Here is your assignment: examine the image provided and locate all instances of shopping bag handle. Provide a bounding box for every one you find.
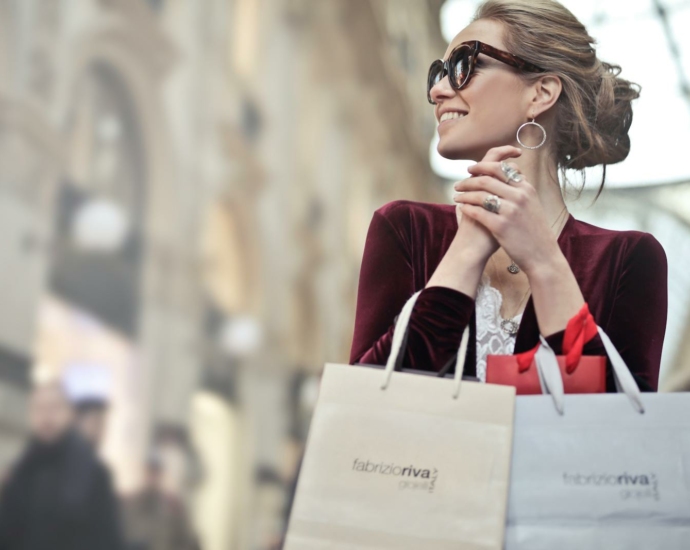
[535,327,645,415]
[381,291,470,399]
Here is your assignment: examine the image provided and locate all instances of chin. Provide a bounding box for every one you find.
[437,140,481,162]
[438,129,510,162]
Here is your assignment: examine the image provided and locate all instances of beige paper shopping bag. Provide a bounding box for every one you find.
[284,290,517,550]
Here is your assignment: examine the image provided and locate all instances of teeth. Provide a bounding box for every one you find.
[440,111,466,123]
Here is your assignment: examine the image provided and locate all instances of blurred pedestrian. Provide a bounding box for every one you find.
[63,363,112,450]
[0,381,124,550]
[74,397,110,449]
[122,453,200,550]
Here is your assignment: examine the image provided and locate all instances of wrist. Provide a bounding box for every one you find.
[452,232,492,267]
[426,234,488,295]
[524,252,570,286]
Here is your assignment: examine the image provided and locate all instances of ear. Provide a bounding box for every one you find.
[528,75,562,118]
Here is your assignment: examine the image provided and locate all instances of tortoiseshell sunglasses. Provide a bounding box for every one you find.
[427,40,546,104]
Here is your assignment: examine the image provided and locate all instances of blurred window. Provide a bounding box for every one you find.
[51,62,145,337]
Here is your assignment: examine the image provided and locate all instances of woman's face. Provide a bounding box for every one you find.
[431,19,533,161]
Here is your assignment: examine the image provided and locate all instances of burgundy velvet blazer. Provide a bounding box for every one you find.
[349,200,668,392]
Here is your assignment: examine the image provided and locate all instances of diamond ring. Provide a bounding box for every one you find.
[500,160,523,183]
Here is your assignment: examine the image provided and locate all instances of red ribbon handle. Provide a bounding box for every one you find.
[515,303,597,374]
[562,302,598,373]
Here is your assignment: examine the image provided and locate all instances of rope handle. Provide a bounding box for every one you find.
[519,302,644,414]
[381,291,470,399]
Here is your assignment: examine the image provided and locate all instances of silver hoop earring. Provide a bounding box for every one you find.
[516,118,547,150]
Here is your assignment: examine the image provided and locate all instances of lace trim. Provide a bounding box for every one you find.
[474,273,522,383]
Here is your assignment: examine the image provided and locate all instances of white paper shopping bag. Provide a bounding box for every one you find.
[284,290,517,550]
[506,327,690,550]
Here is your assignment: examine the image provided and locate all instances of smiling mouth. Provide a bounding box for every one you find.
[439,111,467,124]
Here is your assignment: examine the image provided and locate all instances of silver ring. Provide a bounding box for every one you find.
[500,160,523,183]
[483,194,501,214]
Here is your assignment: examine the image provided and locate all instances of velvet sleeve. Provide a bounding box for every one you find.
[349,206,475,371]
[544,233,668,391]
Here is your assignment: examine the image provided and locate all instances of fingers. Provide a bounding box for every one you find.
[481,145,522,163]
[453,190,485,207]
[454,175,520,199]
[458,203,499,230]
[467,161,524,186]
[454,190,516,216]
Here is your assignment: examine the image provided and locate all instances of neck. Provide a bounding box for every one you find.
[512,149,567,223]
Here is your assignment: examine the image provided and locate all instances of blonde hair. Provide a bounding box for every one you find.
[473,0,640,196]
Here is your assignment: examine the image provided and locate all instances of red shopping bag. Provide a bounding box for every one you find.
[486,354,606,394]
[486,303,606,395]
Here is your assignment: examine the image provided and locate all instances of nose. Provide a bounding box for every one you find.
[429,73,456,106]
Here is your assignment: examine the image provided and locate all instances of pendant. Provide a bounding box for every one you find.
[507,262,520,274]
[500,319,519,336]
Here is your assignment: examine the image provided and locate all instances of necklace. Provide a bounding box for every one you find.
[498,289,530,336]
[506,206,569,274]
[491,254,531,336]
[493,206,570,336]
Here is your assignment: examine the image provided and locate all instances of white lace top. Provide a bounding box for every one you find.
[474,273,524,383]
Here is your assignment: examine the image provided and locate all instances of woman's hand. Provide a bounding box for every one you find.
[426,146,525,295]
[453,145,561,276]
[454,146,524,264]
[452,145,587,339]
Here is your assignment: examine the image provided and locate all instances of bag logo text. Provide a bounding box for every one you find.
[352,458,439,493]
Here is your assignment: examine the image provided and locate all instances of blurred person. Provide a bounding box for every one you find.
[350,0,667,390]
[74,398,110,449]
[0,381,124,550]
[122,453,199,550]
[63,363,112,449]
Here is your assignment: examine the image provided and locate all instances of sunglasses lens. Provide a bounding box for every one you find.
[449,47,471,89]
[427,46,473,103]
[427,60,444,103]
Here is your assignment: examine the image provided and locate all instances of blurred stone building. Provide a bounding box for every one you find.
[0,0,203,488]
[0,0,447,548]
[2,1,690,549]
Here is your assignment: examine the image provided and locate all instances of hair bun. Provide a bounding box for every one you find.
[573,61,640,169]
[474,0,642,194]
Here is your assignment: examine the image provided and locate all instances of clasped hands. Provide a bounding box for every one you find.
[453,145,564,276]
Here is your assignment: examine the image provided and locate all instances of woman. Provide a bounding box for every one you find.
[349,0,667,391]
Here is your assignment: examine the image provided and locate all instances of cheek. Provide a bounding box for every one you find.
[436,77,525,159]
[468,82,522,127]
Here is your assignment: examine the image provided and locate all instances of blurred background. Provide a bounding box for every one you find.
[0,0,688,549]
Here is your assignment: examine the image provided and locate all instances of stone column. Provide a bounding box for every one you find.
[0,101,63,468]
[0,0,64,470]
